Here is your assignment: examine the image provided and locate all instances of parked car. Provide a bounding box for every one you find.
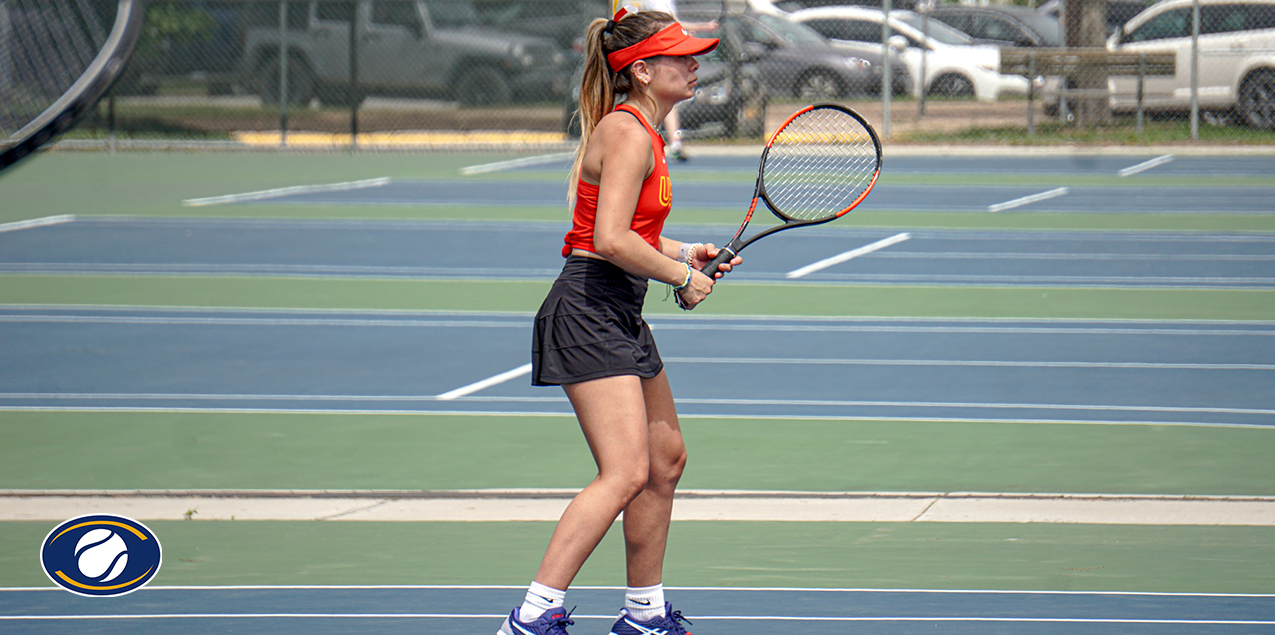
[679,16,770,137]
[241,0,570,107]
[1105,0,1275,128]
[923,5,1063,47]
[472,0,607,50]
[712,9,899,99]
[563,14,768,138]
[678,0,789,15]
[773,0,922,13]
[792,6,1031,99]
[1036,0,1152,36]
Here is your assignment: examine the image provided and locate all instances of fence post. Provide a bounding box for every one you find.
[278,1,289,147]
[1189,0,1200,141]
[1026,51,1035,136]
[1136,54,1145,133]
[880,0,891,138]
[917,10,928,117]
[348,0,359,151]
[108,89,117,153]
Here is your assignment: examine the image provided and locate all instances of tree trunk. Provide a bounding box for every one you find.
[1064,0,1112,126]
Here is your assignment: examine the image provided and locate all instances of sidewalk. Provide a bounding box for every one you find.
[4,490,1272,525]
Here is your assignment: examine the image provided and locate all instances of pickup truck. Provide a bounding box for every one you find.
[242,0,570,106]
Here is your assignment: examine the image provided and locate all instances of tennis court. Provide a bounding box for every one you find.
[1,148,1272,633]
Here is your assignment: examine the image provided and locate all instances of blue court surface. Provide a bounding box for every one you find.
[3,218,1273,288]
[214,177,1275,214]
[2,307,1273,427]
[2,586,1274,634]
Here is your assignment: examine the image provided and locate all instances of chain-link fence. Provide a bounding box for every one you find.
[49,0,1275,149]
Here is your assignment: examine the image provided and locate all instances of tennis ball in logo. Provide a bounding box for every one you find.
[42,515,161,597]
[75,528,128,582]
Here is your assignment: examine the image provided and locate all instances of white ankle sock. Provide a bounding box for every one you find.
[624,584,665,622]
[519,581,565,622]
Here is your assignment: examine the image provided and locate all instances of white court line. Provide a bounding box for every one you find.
[4,311,1271,336]
[0,613,1269,626]
[988,187,1068,212]
[182,177,391,207]
[435,363,532,400]
[662,357,1275,370]
[786,233,911,279]
[2,407,1267,429]
[1119,154,1175,177]
[459,152,574,175]
[7,392,1275,414]
[0,614,1269,624]
[8,392,1275,416]
[5,584,1267,596]
[0,215,75,233]
[8,585,1271,599]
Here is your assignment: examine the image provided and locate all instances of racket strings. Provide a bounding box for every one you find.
[2,0,112,142]
[762,108,879,222]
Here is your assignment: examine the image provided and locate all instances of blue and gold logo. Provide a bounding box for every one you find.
[40,514,161,597]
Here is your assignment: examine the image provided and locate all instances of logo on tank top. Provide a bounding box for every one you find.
[658,175,672,207]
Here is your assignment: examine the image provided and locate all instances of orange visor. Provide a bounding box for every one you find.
[607,22,719,73]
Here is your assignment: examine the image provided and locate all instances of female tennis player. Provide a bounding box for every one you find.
[498,7,740,635]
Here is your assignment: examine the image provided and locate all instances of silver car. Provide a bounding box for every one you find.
[694,10,880,100]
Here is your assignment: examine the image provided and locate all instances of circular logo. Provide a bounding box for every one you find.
[40,515,161,597]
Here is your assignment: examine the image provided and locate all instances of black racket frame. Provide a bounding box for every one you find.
[698,103,882,276]
[1,0,145,173]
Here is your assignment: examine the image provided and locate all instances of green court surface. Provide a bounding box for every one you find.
[2,150,1273,597]
[2,412,1273,496]
[3,152,1274,232]
[1,520,1271,593]
[2,275,1272,321]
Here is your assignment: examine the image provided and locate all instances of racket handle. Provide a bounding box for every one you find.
[699,245,738,278]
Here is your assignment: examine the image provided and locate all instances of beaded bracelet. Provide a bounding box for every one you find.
[677,242,704,264]
[673,260,692,291]
[672,261,693,311]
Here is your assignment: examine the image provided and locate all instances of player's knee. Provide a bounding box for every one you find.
[650,441,686,490]
[663,445,687,486]
[604,462,650,505]
[619,472,649,506]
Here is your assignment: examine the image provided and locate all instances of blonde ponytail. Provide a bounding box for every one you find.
[567,11,675,206]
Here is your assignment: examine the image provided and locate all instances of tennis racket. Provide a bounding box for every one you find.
[699,103,882,276]
[1,0,144,174]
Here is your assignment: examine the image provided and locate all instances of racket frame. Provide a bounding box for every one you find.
[1,0,145,172]
[701,103,882,274]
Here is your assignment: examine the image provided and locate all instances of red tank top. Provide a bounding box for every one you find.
[562,103,672,258]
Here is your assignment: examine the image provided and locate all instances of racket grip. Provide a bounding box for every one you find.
[699,246,737,278]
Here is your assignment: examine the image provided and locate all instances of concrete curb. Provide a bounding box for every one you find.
[3,490,1272,525]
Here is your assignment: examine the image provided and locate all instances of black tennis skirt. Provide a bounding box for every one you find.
[531,255,662,386]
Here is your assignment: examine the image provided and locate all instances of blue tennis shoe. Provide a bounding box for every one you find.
[609,603,693,635]
[497,607,574,635]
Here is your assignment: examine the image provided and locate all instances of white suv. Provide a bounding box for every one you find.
[1108,0,1275,128]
